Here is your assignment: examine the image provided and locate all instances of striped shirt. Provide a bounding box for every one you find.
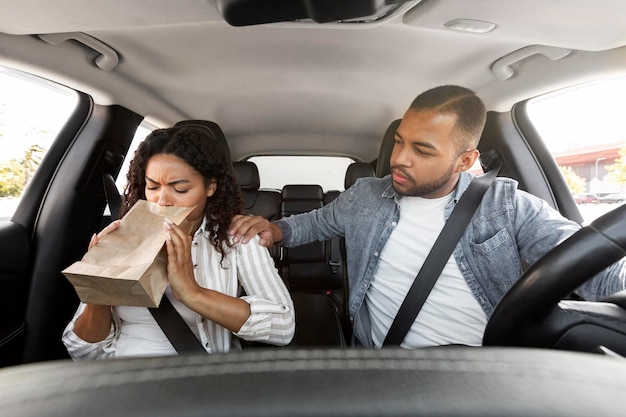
[62,226,295,359]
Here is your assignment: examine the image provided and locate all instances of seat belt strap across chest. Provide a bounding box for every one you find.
[149,297,207,354]
[383,166,501,346]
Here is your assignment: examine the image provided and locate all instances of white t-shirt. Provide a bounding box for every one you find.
[366,193,487,348]
[115,286,200,357]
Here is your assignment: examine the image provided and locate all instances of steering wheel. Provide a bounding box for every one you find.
[483,203,626,352]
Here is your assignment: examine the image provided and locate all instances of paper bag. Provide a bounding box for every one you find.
[63,200,196,307]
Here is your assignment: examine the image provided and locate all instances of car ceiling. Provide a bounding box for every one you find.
[0,0,625,162]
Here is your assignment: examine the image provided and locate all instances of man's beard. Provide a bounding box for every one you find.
[391,162,456,197]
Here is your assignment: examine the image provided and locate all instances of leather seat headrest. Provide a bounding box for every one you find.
[376,119,401,177]
[282,185,324,200]
[345,162,375,189]
[233,161,260,191]
[173,120,232,164]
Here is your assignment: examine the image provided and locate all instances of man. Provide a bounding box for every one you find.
[230,85,626,349]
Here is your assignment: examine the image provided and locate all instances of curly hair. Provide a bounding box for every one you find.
[120,126,242,263]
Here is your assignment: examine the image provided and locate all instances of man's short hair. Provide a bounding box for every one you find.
[409,85,486,152]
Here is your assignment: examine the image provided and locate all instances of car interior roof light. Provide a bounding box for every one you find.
[444,19,497,34]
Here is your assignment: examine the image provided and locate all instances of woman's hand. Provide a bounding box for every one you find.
[71,221,121,342]
[88,220,121,250]
[164,218,252,333]
[163,218,202,302]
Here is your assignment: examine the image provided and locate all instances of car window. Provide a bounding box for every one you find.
[115,122,157,193]
[526,77,626,223]
[0,67,78,221]
[248,155,356,192]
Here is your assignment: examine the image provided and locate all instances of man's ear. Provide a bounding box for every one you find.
[457,149,480,172]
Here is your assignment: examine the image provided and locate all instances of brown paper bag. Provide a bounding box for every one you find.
[63,200,196,307]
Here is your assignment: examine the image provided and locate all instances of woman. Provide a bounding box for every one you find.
[62,126,295,358]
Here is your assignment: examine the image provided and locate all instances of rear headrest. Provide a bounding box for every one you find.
[281,185,324,217]
[233,161,260,191]
[375,119,401,177]
[282,185,324,201]
[173,120,232,164]
[345,162,375,189]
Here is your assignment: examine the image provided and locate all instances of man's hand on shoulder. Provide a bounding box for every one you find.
[229,214,281,248]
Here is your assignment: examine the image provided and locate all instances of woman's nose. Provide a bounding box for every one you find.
[157,191,172,206]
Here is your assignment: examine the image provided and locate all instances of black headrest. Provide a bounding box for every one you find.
[282,185,324,200]
[376,119,401,177]
[233,161,260,191]
[173,120,232,164]
[345,162,375,189]
[281,185,324,217]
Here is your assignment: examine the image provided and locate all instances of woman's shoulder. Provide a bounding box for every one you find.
[229,234,264,252]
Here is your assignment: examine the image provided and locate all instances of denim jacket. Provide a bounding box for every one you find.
[275,172,626,347]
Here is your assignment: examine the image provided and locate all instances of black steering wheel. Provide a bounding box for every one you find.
[483,203,626,352]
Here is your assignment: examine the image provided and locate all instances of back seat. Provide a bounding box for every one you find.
[280,185,338,291]
[278,184,347,347]
[231,159,377,348]
[323,162,376,341]
[233,166,347,347]
[233,161,374,347]
[233,161,282,263]
[280,163,376,344]
[233,161,281,221]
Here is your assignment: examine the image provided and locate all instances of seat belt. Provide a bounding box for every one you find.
[149,297,206,354]
[101,169,206,354]
[102,169,122,221]
[383,166,501,346]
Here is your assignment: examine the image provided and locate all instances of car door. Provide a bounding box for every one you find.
[0,69,142,366]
